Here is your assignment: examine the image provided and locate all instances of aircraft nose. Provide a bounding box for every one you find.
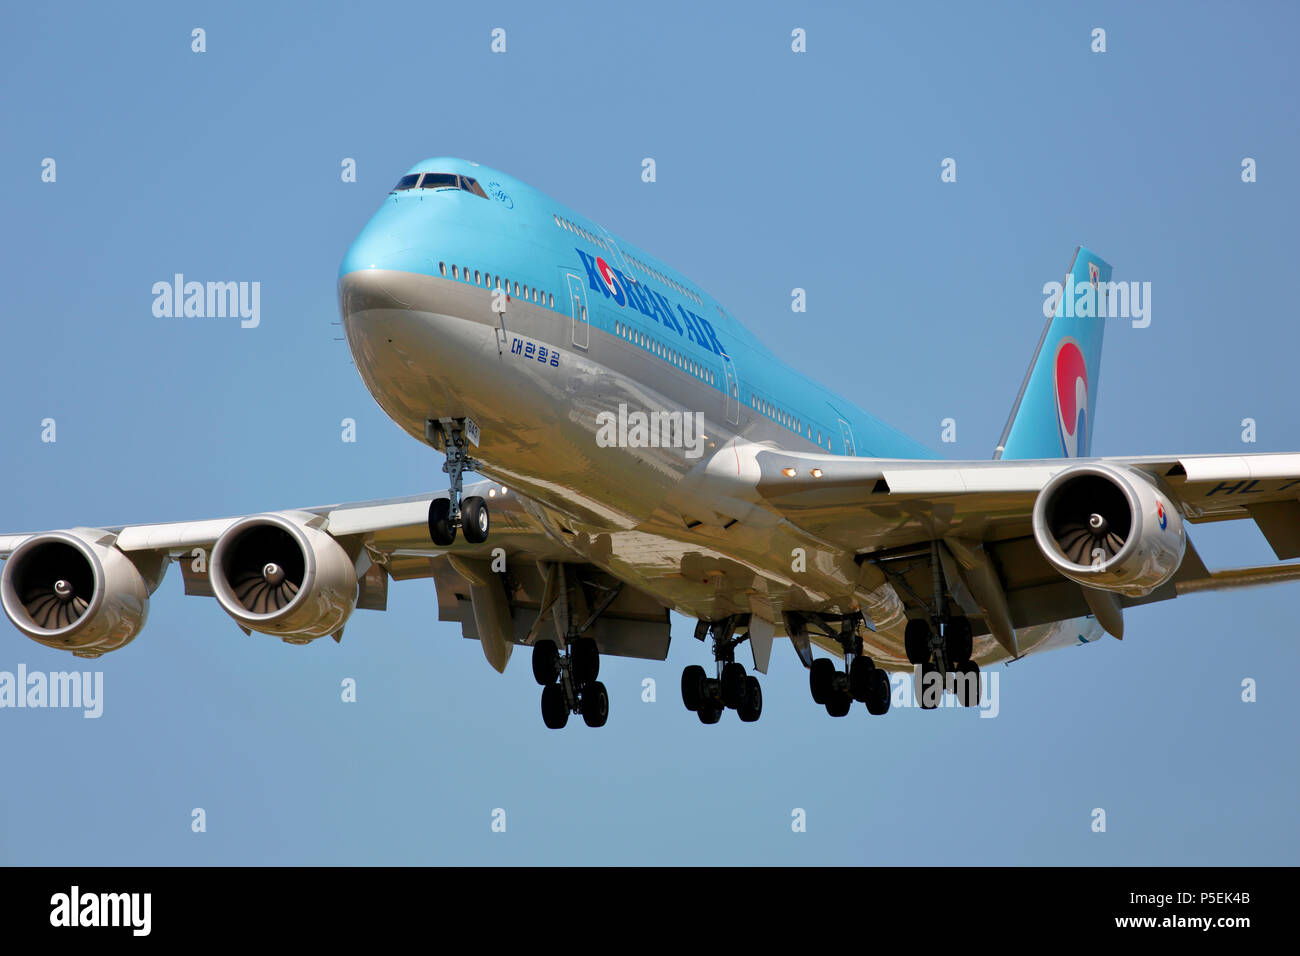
[338,267,411,316]
[338,224,419,314]
[339,227,406,275]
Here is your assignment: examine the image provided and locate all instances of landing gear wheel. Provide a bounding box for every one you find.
[865,666,891,715]
[904,619,932,665]
[681,664,706,712]
[531,639,559,686]
[571,637,600,684]
[541,683,568,729]
[955,660,981,707]
[580,681,609,727]
[697,700,722,724]
[849,655,876,702]
[428,417,481,547]
[919,661,942,710]
[721,662,747,709]
[825,685,852,718]
[428,498,456,546]
[809,658,835,704]
[738,676,763,722]
[461,496,490,545]
[945,616,973,663]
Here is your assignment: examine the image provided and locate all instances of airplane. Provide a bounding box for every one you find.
[5,156,1300,730]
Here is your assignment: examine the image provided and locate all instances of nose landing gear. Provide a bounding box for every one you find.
[426,417,490,546]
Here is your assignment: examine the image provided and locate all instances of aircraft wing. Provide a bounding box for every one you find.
[750,450,1300,549]
[0,480,672,670]
[732,445,1300,653]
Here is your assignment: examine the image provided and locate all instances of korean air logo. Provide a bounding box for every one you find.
[595,256,623,302]
[1053,337,1089,458]
[486,181,513,209]
[1157,502,1167,531]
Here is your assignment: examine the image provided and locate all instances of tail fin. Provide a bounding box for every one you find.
[994,246,1111,460]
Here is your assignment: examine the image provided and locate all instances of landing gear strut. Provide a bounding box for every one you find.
[901,541,980,708]
[533,635,608,729]
[426,417,490,546]
[530,563,616,729]
[804,613,891,718]
[905,615,980,708]
[680,617,763,724]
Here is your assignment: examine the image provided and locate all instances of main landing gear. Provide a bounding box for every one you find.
[805,613,892,718]
[532,635,608,729]
[901,541,980,709]
[530,563,617,729]
[904,615,980,709]
[680,617,763,724]
[426,417,490,546]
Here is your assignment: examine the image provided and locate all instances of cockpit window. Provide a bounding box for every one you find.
[419,172,460,190]
[391,171,491,198]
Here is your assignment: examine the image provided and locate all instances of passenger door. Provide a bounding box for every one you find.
[838,418,856,456]
[722,354,740,426]
[566,273,589,349]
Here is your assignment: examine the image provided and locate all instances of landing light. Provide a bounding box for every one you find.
[811,468,823,478]
[489,489,496,498]
[782,467,797,478]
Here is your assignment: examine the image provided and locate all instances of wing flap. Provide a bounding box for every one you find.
[1246,501,1300,560]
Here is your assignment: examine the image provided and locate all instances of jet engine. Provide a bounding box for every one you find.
[0,530,151,656]
[209,513,358,642]
[1032,463,1185,597]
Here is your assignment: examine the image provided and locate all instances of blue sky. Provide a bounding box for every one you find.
[1,0,1297,864]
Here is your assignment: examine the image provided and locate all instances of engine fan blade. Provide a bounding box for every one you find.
[1055,512,1126,565]
[232,562,300,613]
[22,578,90,629]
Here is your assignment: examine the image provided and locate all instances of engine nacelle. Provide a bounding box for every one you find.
[0,530,151,656]
[1032,464,1185,597]
[209,513,357,642]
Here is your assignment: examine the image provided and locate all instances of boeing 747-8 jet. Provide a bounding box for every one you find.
[5,158,1300,729]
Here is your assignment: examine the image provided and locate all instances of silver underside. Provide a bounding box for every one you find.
[339,268,1098,667]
